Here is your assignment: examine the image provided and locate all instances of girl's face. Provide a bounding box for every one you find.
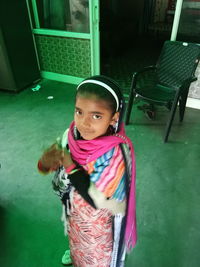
[74,96,119,140]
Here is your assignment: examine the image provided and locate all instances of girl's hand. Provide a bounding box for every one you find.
[40,144,64,171]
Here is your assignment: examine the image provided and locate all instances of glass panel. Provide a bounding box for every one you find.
[177,0,200,42]
[35,0,89,33]
[147,0,176,40]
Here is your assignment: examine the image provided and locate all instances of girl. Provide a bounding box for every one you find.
[38,75,137,267]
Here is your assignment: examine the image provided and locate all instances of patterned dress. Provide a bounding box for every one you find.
[68,192,113,267]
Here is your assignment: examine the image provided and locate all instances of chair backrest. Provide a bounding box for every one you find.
[157,41,200,89]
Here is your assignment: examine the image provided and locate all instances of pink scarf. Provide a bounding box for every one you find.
[68,121,137,251]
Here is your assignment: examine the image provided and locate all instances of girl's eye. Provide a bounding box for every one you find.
[75,110,82,116]
[92,114,102,120]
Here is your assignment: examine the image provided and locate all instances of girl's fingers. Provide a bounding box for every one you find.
[49,143,57,150]
[52,160,61,168]
[48,147,63,156]
[61,150,65,158]
[55,150,64,160]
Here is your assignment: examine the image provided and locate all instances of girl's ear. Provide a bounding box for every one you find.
[110,112,120,126]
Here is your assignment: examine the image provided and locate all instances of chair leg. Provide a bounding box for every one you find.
[179,90,188,122]
[164,95,180,142]
[125,90,136,125]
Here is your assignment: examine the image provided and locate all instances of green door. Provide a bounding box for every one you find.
[28,0,100,84]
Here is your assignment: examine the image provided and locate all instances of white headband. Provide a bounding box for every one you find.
[77,79,119,111]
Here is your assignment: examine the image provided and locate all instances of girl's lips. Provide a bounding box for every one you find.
[79,128,93,134]
[81,131,93,135]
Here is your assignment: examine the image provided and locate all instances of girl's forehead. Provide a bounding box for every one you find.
[75,96,112,112]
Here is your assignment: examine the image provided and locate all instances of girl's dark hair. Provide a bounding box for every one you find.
[76,75,125,117]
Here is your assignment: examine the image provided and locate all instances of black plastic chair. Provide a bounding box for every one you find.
[125,40,200,142]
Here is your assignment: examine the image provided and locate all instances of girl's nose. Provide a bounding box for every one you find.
[82,116,90,126]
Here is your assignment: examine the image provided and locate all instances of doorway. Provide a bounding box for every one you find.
[100,0,175,95]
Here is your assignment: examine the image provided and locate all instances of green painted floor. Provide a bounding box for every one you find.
[0,79,200,267]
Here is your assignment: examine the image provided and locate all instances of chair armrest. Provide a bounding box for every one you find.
[131,65,157,88]
[179,76,197,93]
[191,76,197,83]
[183,76,197,85]
[133,65,157,77]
